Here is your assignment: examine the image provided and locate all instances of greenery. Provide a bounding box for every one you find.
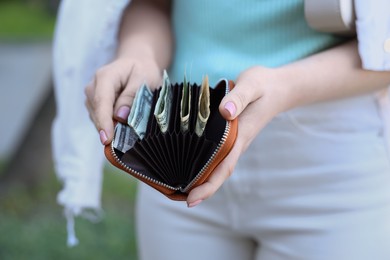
[0,160,6,176]
[0,166,139,260]
[0,1,139,258]
[0,1,56,39]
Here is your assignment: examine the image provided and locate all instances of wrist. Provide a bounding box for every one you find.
[116,36,156,60]
[272,66,306,113]
[255,66,297,115]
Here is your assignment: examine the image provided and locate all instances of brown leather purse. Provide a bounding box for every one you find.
[104,79,238,200]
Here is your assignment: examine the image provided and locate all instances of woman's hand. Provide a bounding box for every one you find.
[85,0,172,145]
[186,40,390,207]
[187,66,288,207]
[85,57,162,145]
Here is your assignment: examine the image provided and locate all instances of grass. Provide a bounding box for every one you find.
[0,1,56,40]
[0,165,139,260]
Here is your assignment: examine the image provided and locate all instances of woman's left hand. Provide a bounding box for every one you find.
[186,66,289,207]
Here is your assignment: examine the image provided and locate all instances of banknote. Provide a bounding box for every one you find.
[154,70,172,133]
[195,75,210,136]
[113,123,138,153]
[127,83,153,139]
[180,74,191,132]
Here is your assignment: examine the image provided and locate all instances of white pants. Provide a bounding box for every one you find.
[136,94,390,260]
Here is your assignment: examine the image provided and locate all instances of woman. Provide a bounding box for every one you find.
[84,0,390,259]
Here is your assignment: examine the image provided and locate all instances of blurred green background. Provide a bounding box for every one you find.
[0,0,57,39]
[0,0,138,259]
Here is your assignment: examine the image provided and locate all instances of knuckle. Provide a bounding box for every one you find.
[234,91,247,110]
[95,67,108,78]
[85,103,97,126]
[226,164,235,177]
[93,94,104,108]
[121,90,136,101]
[116,92,136,108]
[84,84,93,98]
[219,162,234,178]
[203,183,216,199]
[94,67,115,85]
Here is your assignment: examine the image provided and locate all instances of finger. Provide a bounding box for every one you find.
[114,68,162,122]
[92,72,121,144]
[113,65,137,122]
[219,79,262,120]
[84,97,96,125]
[85,81,100,128]
[186,140,243,207]
[85,84,112,145]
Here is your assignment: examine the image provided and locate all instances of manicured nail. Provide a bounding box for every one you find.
[99,130,108,144]
[224,102,236,117]
[116,106,130,120]
[188,199,203,208]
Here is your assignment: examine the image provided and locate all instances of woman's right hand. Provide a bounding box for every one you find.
[85,56,162,145]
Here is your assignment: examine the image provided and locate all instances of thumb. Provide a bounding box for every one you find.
[219,82,260,120]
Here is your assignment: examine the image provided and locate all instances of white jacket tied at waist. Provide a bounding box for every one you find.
[52,0,130,246]
[52,0,390,247]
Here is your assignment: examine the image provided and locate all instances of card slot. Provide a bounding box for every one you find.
[149,133,177,183]
[183,133,204,176]
[173,132,187,184]
[142,137,172,181]
[168,132,181,181]
[160,132,182,185]
[189,84,200,133]
[173,84,183,134]
[176,132,184,176]
[142,137,169,172]
[205,85,227,142]
[147,88,161,137]
[146,133,194,188]
[187,135,206,177]
[166,83,179,134]
[165,132,191,187]
[132,142,169,181]
[181,132,193,176]
[121,144,165,183]
[180,131,192,180]
[188,139,218,180]
[153,88,163,136]
[187,135,205,179]
[154,133,177,181]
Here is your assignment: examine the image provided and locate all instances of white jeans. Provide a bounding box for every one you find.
[136,94,390,260]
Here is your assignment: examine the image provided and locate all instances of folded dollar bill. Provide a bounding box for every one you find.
[154,70,172,133]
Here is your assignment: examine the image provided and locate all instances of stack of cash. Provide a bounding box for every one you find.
[113,70,210,153]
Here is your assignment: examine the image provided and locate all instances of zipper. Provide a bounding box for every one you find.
[182,79,232,192]
[110,79,232,194]
[110,142,180,191]
[181,120,230,193]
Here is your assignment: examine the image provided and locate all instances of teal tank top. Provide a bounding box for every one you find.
[169,0,347,85]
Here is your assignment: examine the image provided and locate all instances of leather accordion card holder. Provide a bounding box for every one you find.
[104,78,238,201]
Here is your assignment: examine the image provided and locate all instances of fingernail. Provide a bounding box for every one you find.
[99,130,108,145]
[188,199,203,208]
[116,106,130,120]
[224,102,236,117]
